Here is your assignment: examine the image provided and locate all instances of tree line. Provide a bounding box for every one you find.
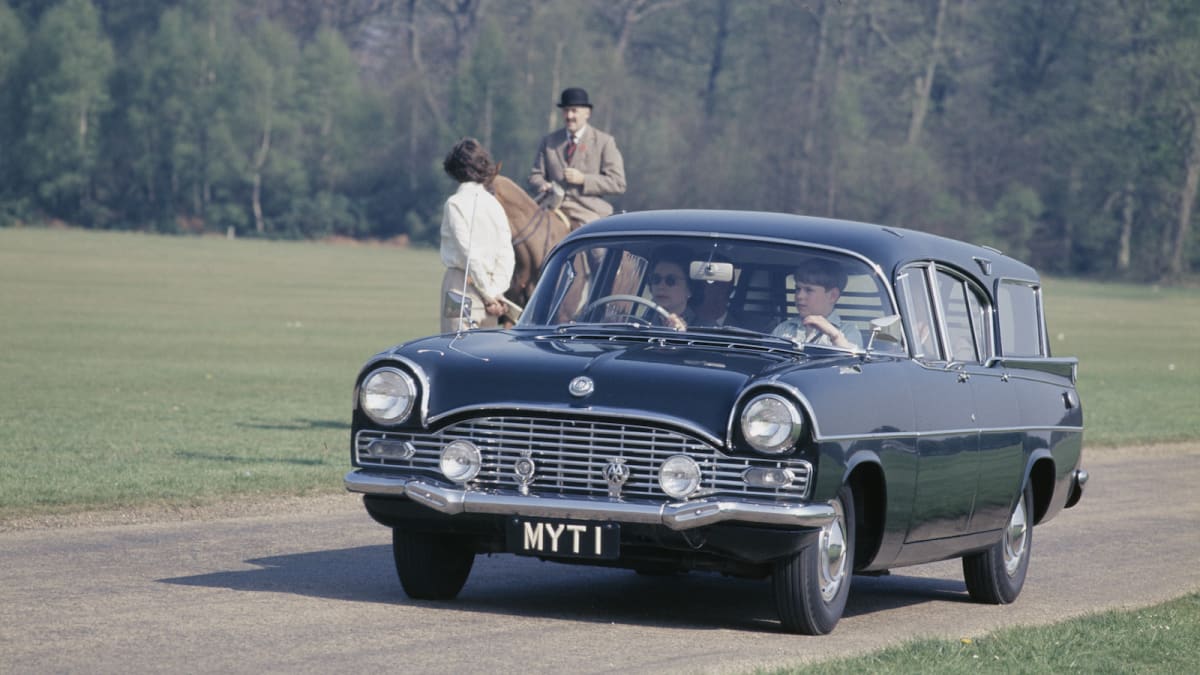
[1,0,1197,281]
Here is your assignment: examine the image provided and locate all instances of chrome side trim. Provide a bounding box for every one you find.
[345,471,836,531]
[818,424,1085,444]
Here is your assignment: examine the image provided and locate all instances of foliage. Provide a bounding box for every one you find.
[0,0,1198,279]
[5,0,113,223]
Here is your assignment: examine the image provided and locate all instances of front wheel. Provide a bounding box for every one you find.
[773,485,855,635]
[392,529,475,600]
[962,482,1033,604]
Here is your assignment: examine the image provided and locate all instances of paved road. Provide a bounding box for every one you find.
[2,445,1198,674]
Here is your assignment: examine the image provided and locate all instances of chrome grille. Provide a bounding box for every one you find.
[355,416,811,502]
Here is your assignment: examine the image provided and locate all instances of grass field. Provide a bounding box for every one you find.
[772,592,1200,674]
[1,227,442,519]
[1,226,1197,520]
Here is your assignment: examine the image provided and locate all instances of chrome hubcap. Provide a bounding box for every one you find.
[818,499,848,601]
[1002,493,1029,577]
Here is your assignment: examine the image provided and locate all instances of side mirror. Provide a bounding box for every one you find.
[866,314,902,352]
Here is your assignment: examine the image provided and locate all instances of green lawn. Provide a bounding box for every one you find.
[0,227,1196,520]
[1044,277,1200,446]
[1,227,443,519]
[769,592,1200,674]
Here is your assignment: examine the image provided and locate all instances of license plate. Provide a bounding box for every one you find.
[506,517,619,560]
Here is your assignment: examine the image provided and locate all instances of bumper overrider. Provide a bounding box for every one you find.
[344,470,837,531]
[1065,468,1089,509]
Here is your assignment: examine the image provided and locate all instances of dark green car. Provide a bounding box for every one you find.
[346,210,1087,634]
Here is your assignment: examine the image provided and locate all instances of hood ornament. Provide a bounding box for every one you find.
[604,458,630,498]
[568,375,594,398]
[513,453,536,495]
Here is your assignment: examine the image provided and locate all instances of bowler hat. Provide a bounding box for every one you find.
[556,87,592,108]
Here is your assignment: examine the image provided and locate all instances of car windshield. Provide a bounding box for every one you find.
[518,235,902,352]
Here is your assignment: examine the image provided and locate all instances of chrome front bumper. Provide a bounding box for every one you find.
[345,470,836,532]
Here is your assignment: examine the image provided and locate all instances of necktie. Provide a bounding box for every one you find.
[565,136,577,163]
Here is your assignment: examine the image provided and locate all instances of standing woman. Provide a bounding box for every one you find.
[439,138,514,332]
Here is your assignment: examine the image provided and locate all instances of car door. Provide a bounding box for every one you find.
[934,269,1024,534]
[898,265,981,543]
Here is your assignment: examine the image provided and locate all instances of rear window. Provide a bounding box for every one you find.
[997,281,1044,357]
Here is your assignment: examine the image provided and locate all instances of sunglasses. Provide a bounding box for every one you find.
[649,274,682,287]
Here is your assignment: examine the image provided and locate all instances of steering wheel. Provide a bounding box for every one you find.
[580,294,674,327]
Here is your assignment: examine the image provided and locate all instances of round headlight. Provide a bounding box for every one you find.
[440,440,481,483]
[359,367,417,425]
[740,393,802,455]
[658,455,702,500]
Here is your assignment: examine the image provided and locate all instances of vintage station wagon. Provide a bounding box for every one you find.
[345,210,1087,634]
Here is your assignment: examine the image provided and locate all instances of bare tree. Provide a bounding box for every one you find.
[1166,102,1200,279]
[905,0,947,148]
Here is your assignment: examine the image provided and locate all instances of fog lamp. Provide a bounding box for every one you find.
[440,440,481,483]
[658,455,702,500]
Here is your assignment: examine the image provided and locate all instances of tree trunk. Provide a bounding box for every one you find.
[481,82,493,150]
[797,0,830,211]
[408,97,419,191]
[1062,163,1081,273]
[906,0,948,148]
[1166,103,1200,280]
[408,0,449,137]
[252,114,273,236]
[1117,180,1134,273]
[79,101,90,209]
[825,0,857,217]
[547,40,564,133]
[703,0,731,125]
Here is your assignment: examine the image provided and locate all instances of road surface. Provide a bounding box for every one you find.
[2,444,1198,674]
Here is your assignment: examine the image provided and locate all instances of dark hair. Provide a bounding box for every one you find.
[443,137,497,185]
[648,245,699,296]
[795,258,848,291]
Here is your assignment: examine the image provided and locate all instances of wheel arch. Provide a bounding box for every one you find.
[845,458,886,570]
[1027,454,1056,525]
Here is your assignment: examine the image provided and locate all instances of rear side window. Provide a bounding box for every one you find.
[997,281,1044,357]
[935,270,992,363]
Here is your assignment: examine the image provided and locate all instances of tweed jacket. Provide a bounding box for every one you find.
[529,125,626,225]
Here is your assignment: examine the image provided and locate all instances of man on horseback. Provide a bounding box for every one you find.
[529,87,626,230]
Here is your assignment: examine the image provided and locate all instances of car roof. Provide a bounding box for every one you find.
[570,210,1040,287]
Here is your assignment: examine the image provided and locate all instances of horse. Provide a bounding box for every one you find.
[491,174,572,312]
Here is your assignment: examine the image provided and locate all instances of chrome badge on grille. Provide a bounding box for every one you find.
[513,453,536,495]
[568,376,594,397]
[604,458,630,498]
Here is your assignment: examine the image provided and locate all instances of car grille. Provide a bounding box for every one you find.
[355,416,811,502]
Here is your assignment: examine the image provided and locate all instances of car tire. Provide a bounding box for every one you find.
[392,528,475,600]
[772,484,855,635]
[962,481,1033,604]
